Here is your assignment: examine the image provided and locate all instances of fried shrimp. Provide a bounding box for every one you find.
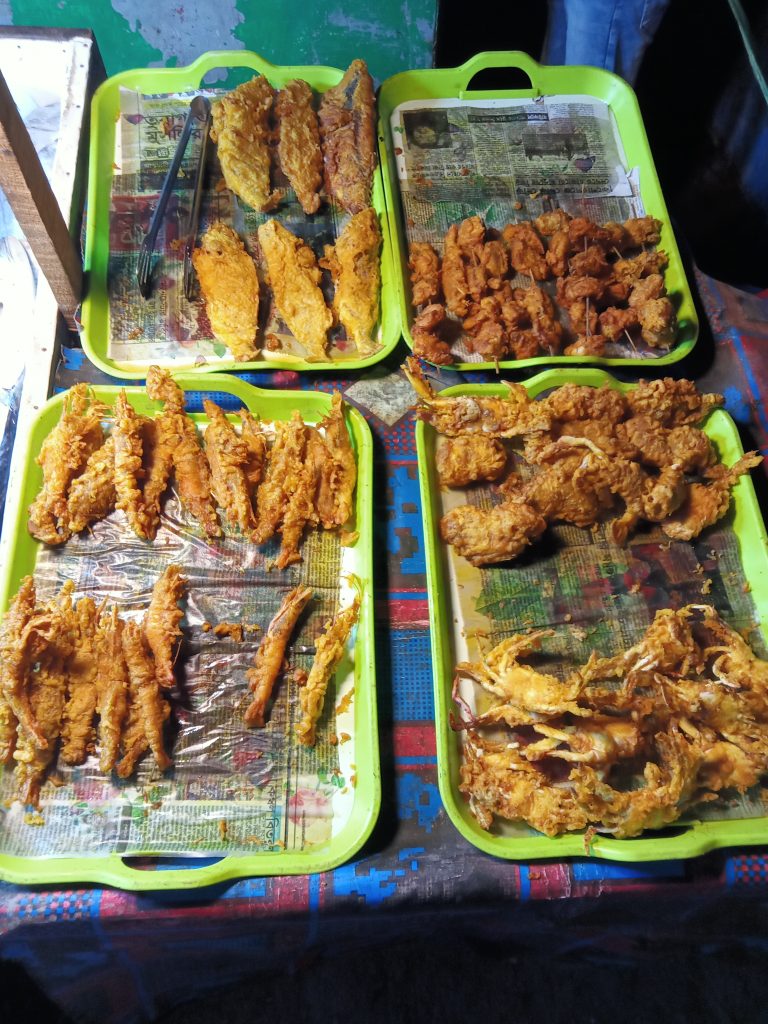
[244,585,313,728]
[66,436,117,536]
[121,620,172,773]
[95,606,129,773]
[203,399,258,536]
[143,565,187,688]
[113,392,151,539]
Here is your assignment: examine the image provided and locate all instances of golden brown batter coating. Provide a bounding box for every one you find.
[143,564,187,688]
[203,400,258,536]
[318,59,376,214]
[193,222,259,362]
[408,241,441,307]
[436,436,507,488]
[66,436,117,536]
[275,79,322,215]
[322,207,381,356]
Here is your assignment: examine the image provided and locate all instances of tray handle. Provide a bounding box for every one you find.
[183,48,281,86]
[457,50,543,98]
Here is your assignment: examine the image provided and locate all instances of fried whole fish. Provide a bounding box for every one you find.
[275,79,323,215]
[258,219,333,361]
[211,75,282,211]
[321,207,381,356]
[318,59,376,214]
[192,221,259,362]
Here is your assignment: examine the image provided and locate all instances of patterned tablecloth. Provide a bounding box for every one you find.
[1,270,768,1023]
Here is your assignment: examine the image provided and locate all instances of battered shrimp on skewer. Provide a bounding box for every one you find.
[244,585,313,727]
[145,366,221,538]
[113,392,151,539]
[28,384,107,545]
[203,400,258,536]
[121,620,172,773]
[295,587,361,747]
[66,436,116,535]
[143,565,187,688]
[95,606,129,773]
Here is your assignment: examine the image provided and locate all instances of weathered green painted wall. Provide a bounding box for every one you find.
[2,0,436,81]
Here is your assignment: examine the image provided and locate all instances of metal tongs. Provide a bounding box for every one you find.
[137,94,212,300]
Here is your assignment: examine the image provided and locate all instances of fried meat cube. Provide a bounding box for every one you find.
[613,250,669,283]
[598,306,640,341]
[623,216,662,248]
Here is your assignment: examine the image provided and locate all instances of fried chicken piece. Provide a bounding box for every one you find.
[481,239,509,289]
[627,378,724,427]
[568,244,610,278]
[314,393,357,530]
[113,392,151,539]
[211,75,282,212]
[95,606,129,773]
[412,303,454,365]
[240,409,268,493]
[253,411,307,545]
[442,224,471,317]
[463,297,508,360]
[244,585,313,728]
[202,399,258,536]
[436,436,507,488]
[502,221,549,280]
[296,591,361,746]
[60,597,101,765]
[628,273,666,308]
[318,59,376,214]
[321,207,381,356]
[567,217,610,252]
[535,209,571,236]
[145,367,222,538]
[618,416,715,472]
[661,452,763,540]
[404,356,552,436]
[28,384,107,545]
[121,620,172,773]
[637,296,677,347]
[192,222,259,362]
[623,215,662,248]
[66,435,116,536]
[258,219,333,361]
[541,382,628,423]
[275,79,322,215]
[408,242,441,307]
[143,565,187,688]
[460,734,590,835]
[613,250,669,283]
[557,274,607,305]
[440,499,547,566]
[508,329,544,359]
[566,298,599,336]
[545,229,570,277]
[564,333,607,356]
[598,305,640,341]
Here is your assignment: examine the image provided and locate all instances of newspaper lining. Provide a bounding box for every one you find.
[0,418,361,860]
[391,95,671,361]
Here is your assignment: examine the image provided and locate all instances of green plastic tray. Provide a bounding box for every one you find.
[0,374,379,889]
[378,52,699,371]
[416,368,768,861]
[82,50,399,379]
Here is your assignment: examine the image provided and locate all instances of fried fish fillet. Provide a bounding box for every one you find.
[203,400,258,536]
[275,79,323,215]
[258,219,332,361]
[318,59,376,214]
[211,75,282,211]
[192,221,259,362]
[321,207,381,356]
[28,384,107,546]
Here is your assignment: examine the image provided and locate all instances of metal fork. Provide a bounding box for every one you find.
[137,95,210,299]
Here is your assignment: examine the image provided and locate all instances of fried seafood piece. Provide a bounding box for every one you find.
[116,687,171,780]
[566,217,611,252]
[59,597,101,765]
[404,356,552,437]
[457,216,488,301]
[95,606,129,773]
[140,418,172,541]
[202,400,258,536]
[314,393,357,530]
[557,273,607,306]
[481,239,509,289]
[318,59,376,214]
[661,451,763,541]
[121,620,172,773]
[240,409,268,493]
[460,734,590,835]
[244,585,313,727]
[113,392,152,539]
[441,224,471,318]
[412,303,454,365]
[258,219,333,361]
[534,209,571,236]
[192,222,259,362]
[211,75,282,212]
[637,296,677,347]
[568,245,611,278]
[613,250,669,283]
[502,221,549,280]
[598,306,639,342]
[145,367,222,537]
[623,215,662,248]
[143,565,187,688]
[275,79,322,215]
[540,382,628,424]
[66,436,116,536]
[564,333,607,356]
[295,591,361,747]
[514,284,564,354]
[514,453,616,527]
[463,297,508,360]
[0,689,16,766]
[276,436,319,570]
[565,298,599,337]
[440,499,546,566]
[254,411,307,545]
[436,436,507,488]
[28,384,107,545]
[627,378,724,427]
[525,717,645,766]
[617,417,715,473]
[408,242,441,307]
[628,273,666,308]
[545,228,570,277]
[321,207,381,356]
